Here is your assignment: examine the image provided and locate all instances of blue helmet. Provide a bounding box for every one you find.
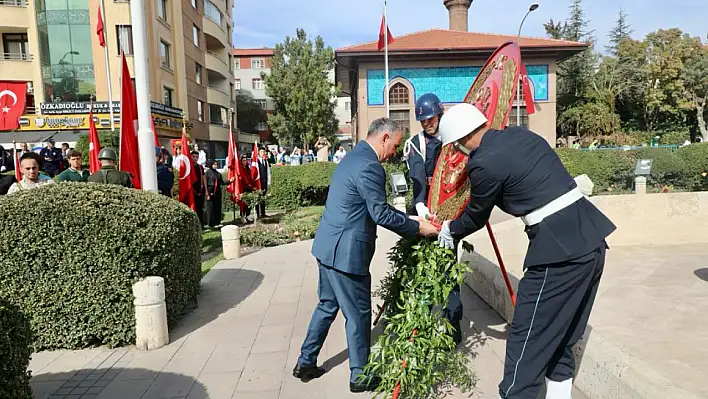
[414,93,443,122]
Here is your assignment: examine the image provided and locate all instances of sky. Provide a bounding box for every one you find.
[232,0,707,54]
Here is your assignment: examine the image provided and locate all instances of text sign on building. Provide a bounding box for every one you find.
[17,113,192,132]
[39,101,185,119]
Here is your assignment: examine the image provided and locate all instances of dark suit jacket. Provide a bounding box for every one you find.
[312,141,419,275]
[449,127,616,268]
[406,131,442,206]
[0,175,16,195]
[257,159,269,191]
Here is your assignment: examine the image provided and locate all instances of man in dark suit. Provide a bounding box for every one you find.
[293,118,439,393]
[0,174,16,195]
[256,147,270,217]
[436,104,616,399]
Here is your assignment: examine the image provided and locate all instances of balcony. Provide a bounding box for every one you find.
[202,16,228,49]
[0,0,30,28]
[0,53,35,81]
[207,86,230,108]
[205,50,230,79]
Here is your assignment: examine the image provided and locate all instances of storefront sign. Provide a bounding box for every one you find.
[17,113,191,132]
[39,101,185,119]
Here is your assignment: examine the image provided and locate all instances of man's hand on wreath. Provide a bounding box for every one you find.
[438,221,455,249]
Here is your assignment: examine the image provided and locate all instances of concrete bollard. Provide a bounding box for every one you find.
[635,176,647,195]
[133,276,169,351]
[393,196,407,214]
[222,225,241,259]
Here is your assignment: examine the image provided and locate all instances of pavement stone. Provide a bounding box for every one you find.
[30,210,588,399]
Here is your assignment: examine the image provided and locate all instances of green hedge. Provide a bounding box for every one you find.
[0,183,202,350]
[268,162,337,210]
[0,298,32,399]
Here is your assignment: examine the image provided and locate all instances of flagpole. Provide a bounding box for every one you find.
[99,0,115,131]
[384,0,390,118]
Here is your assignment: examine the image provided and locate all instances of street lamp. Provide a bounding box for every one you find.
[58,50,79,64]
[516,3,539,127]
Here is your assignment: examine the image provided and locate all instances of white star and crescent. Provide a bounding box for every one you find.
[0,89,18,113]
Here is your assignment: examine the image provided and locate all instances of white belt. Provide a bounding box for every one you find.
[521,187,584,226]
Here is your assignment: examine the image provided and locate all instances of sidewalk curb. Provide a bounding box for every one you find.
[461,251,701,399]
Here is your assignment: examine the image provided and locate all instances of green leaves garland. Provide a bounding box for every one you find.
[367,237,476,398]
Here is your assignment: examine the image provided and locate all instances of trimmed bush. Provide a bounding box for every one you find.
[0,298,32,399]
[269,162,336,210]
[0,183,202,350]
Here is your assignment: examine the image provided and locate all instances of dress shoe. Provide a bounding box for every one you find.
[350,375,381,393]
[292,363,325,380]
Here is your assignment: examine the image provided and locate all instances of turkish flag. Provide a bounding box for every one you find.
[377,15,394,51]
[250,142,261,191]
[88,106,102,173]
[520,64,536,115]
[96,6,105,47]
[225,123,241,202]
[177,130,196,210]
[119,54,141,188]
[0,81,26,131]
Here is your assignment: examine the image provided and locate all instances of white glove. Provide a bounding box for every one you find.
[438,221,455,249]
[415,203,431,220]
[0,166,5,172]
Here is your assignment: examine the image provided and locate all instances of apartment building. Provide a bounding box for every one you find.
[233,47,352,148]
[0,0,235,158]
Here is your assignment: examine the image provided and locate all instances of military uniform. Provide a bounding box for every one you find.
[404,130,442,207]
[437,103,616,399]
[88,165,133,188]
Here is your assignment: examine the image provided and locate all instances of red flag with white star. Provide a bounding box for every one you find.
[0,81,26,131]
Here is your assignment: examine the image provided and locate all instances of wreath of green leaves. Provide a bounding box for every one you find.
[366,237,477,398]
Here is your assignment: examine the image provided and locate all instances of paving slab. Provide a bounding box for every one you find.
[30,222,585,399]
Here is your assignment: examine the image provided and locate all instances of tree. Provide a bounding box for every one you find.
[606,8,633,56]
[683,48,708,141]
[235,91,267,134]
[264,29,340,149]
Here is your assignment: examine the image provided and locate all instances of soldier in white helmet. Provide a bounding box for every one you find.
[436,103,616,399]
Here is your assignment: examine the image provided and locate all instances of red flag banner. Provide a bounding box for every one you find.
[377,15,394,51]
[13,148,21,182]
[250,142,261,191]
[0,81,26,131]
[88,105,102,173]
[177,130,196,210]
[96,6,105,48]
[119,54,141,188]
[225,123,241,202]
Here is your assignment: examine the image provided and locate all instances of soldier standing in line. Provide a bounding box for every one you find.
[87,148,133,188]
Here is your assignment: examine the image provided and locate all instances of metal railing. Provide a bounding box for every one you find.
[1,52,32,61]
[0,0,27,6]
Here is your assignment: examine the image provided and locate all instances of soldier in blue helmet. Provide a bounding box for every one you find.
[403,93,463,345]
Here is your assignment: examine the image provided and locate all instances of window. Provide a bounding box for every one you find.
[233,58,240,71]
[204,0,223,26]
[115,25,133,55]
[195,62,202,85]
[255,99,267,109]
[209,104,227,125]
[508,106,529,129]
[191,0,197,9]
[251,57,264,69]
[389,83,410,105]
[252,78,264,90]
[345,101,351,111]
[159,40,170,68]
[255,122,268,131]
[157,0,167,21]
[163,86,173,106]
[234,79,241,90]
[1,33,29,59]
[390,110,410,135]
[192,25,199,47]
[197,100,204,122]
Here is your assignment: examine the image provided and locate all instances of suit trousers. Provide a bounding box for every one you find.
[194,194,205,226]
[257,189,267,217]
[298,261,372,383]
[498,244,606,398]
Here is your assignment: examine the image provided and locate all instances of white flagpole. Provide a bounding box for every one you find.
[99,0,115,131]
[384,0,390,118]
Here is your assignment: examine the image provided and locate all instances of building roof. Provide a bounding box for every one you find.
[337,29,587,53]
[232,48,274,56]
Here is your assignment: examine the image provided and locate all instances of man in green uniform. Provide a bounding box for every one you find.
[57,150,90,182]
[87,148,133,188]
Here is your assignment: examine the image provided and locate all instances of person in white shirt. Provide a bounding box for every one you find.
[194,143,208,166]
[7,152,54,194]
[333,146,347,164]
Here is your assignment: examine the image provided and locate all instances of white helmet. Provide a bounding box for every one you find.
[437,103,488,146]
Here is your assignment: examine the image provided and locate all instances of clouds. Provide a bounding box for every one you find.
[231,0,706,51]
